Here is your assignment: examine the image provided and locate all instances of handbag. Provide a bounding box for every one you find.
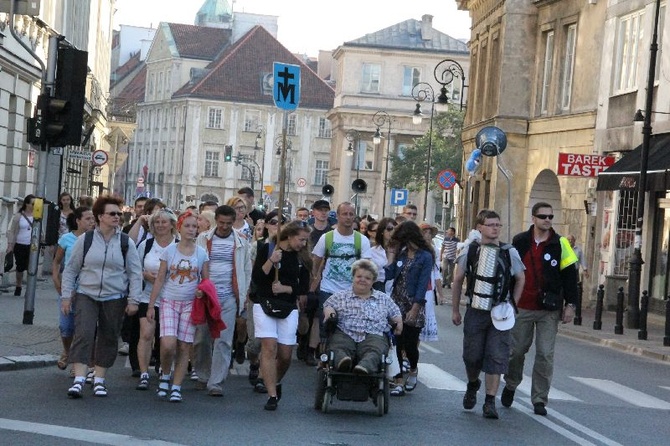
[540,291,562,311]
[259,297,295,319]
[4,251,14,273]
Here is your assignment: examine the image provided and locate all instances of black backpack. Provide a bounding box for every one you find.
[82,230,130,268]
[465,241,513,305]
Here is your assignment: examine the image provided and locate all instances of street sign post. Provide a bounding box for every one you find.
[437,169,458,190]
[273,62,301,111]
[67,149,92,162]
[390,189,409,206]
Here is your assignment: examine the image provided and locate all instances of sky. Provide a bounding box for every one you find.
[113,0,472,56]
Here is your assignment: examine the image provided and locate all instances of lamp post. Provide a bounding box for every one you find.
[412,82,437,222]
[274,135,293,212]
[372,111,392,217]
[254,126,265,202]
[433,58,467,113]
[627,0,663,330]
[346,129,361,211]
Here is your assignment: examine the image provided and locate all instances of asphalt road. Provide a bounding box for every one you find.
[0,303,668,445]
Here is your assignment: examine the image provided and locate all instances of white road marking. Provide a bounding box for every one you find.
[515,374,581,401]
[418,343,443,354]
[417,362,466,391]
[571,377,670,410]
[0,418,186,446]
[660,386,670,392]
[515,396,623,446]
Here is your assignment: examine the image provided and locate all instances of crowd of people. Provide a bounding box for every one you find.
[21,188,580,418]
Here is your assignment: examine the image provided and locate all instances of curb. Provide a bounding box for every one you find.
[559,329,670,363]
[0,355,58,372]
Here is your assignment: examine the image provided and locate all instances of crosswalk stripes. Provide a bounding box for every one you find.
[516,374,581,401]
[570,377,670,410]
[416,362,466,391]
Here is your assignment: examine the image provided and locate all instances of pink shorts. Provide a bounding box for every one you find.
[160,299,195,343]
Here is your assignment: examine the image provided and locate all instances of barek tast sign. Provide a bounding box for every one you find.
[557,153,616,177]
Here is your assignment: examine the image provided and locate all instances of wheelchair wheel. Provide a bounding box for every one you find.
[376,391,384,417]
[322,389,332,413]
[314,369,327,410]
[383,379,390,414]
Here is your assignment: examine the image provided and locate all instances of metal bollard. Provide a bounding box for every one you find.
[664,296,670,347]
[593,284,604,330]
[574,281,583,326]
[614,287,624,335]
[638,291,649,340]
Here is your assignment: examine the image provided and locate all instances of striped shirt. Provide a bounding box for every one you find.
[324,289,401,342]
[441,236,460,261]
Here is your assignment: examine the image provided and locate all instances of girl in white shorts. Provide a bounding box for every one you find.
[148,211,209,402]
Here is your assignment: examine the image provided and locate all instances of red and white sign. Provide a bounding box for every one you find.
[296,177,306,187]
[92,149,109,166]
[557,153,616,177]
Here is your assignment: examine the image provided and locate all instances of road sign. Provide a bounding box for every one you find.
[92,150,108,166]
[273,62,301,111]
[296,177,306,187]
[437,169,458,190]
[67,149,91,162]
[264,185,274,194]
[390,189,409,206]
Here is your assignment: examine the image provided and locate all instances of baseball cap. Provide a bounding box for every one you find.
[491,302,515,331]
[312,200,331,210]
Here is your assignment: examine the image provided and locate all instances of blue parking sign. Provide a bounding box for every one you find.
[273,62,301,111]
[390,189,409,206]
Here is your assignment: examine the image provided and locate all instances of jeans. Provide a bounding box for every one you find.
[504,308,560,405]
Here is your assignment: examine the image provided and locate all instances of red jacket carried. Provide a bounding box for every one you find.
[191,279,226,338]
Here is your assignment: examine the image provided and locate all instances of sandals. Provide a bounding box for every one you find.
[390,383,405,397]
[405,372,418,392]
[136,374,149,391]
[67,381,83,399]
[85,368,95,385]
[169,389,182,403]
[157,378,170,398]
[93,382,108,397]
[57,352,68,370]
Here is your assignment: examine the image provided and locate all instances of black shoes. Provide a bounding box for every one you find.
[463,379,481,410]
[248,363,260,385]
[501,386,515,407]
[14,287,21,296]
[483,399,499,419]
[534,402,547,416]
[234,342,246,364]
[264,396,278,411]
[337,356,352,372]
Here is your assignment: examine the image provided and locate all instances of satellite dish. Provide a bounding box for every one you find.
[476,126,507,157]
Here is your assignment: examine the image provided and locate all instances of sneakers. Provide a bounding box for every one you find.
[254,378,268,394]
[190,370,199,381]
[533,402,548,416]
[117,342,129,356]
[67,381,84,399]
[14,287,22,296]
[136,374,149,391]
[92,382,108,397]
[248,363,260,385]
[463,379,481,410]
[264,396,278,411]
[336,356,352,372]
[208,385,223,397]
[353,364,369,375]
[501,387,515,407]
[276,383,282,401]
[194,380,207,391]
[483,399,499,419]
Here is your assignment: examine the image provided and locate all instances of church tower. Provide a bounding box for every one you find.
[195,0,233,29]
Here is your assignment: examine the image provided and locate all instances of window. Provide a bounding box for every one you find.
[158,72,163,93]
[172,107,177,127]
[656,4,666,81]
[561,24,577,110]
[402,66,421,96]
[613,190,638,275]
[315,160,329,185]
[166,70,172,94]
[207,107,223,129]
[148,73,154,98]
[540,31,555,114]
[204,151,220,177]
[318,117,332,138]
[156,109,162,128]
[287,113,297,136]
[244,110,261,132]
[361,63,381,93]
[614,10,645,93]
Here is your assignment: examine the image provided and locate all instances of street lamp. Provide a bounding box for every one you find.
[372,111,393,217]
[254,125,265,201]
[628,0,663,332]
[434,58,467,112]
[411,82,436,222]
[346,129,361,210]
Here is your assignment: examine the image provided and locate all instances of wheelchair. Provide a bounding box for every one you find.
[313,316,393,417]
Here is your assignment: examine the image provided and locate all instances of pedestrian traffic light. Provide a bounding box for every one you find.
[224,145,233,162]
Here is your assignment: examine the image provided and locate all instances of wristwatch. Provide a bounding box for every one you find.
[565,303,576,309]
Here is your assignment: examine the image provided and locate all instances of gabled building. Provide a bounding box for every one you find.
[326,14,469,221]
[126,24,335,210]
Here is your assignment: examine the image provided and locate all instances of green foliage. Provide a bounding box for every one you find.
[388,109,464,193]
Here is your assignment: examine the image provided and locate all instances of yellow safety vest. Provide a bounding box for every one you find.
[559,236,579,270]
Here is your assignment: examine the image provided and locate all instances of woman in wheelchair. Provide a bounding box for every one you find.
[322,259,403,374]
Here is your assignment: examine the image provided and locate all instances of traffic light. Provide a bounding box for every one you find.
[224,145,233,162]
[50,46,88,147]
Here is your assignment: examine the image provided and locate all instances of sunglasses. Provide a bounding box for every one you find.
[385,226,396,231]
[534,214,554,220]
[267,220,279,225]
[105,212,123,217]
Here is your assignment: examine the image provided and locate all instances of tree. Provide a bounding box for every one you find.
[388,108,464,196]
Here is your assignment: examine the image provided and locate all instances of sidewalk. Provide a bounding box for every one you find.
[2,279,669,372]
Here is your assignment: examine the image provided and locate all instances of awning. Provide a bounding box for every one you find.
[596,134,670,191]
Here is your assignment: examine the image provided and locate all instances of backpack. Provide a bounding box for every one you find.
[465,241,513,305]
[324,230,362,261]
[82,230,130,269]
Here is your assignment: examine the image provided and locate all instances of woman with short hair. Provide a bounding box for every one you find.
[226,196,252,240]
[6,194,36,296]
